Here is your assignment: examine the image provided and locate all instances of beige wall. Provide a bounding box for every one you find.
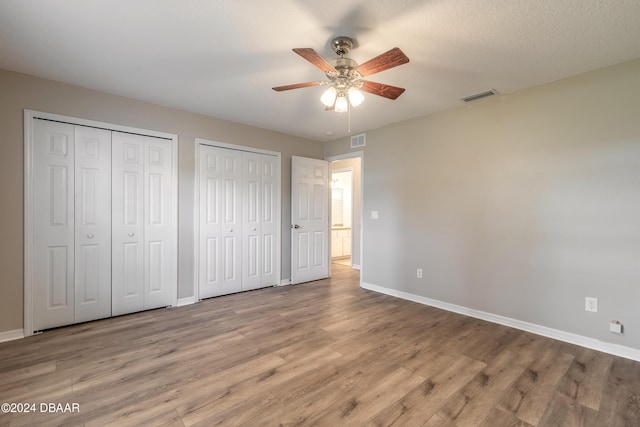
[325,58,640,350]
[0,69,323,333]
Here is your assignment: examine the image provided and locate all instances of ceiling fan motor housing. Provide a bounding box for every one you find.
[331,36,354,56]
[329,57,359,76]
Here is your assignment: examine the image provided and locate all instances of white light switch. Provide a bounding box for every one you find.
[371,210,379,219]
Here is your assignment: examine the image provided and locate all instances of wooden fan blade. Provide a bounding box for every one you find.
[272,81,322,91]
[356,47,409,77]
[360,81,406,100]
[293,48,337,73]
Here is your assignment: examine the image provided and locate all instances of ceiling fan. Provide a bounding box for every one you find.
[272,36,409,113]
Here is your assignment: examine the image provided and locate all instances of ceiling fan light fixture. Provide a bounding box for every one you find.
[335,95,349,113]
[273,37,409,115]
[348,87,364,107]
[320,86,337,107]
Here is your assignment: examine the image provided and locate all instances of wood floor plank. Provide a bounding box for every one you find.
[95,408,186,427]
[555,347,614,410]
[423,413,458,426]
[306,366,425,425]
[0,263,638,426]
[498,345,575,424]
[436,349,533,426]
[248,339,412,425]
[0,360,57,386]
[480,408,535,427]
[369,353,486,426]
[537,393,600,427]
[594,357,640,427]
[178,346,343,426]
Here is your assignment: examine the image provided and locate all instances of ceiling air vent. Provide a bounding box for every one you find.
[351,133,366,148]
[461,89,499,103]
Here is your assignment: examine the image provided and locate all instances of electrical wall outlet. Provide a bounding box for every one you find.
[417,268,423,279]
[585,297,598,313]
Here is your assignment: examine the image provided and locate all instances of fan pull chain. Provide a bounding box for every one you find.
[348,106,351,133]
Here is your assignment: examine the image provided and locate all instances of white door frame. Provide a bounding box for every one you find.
[24,110,178,336]
[325,151,364,285]
[193,138,282,301]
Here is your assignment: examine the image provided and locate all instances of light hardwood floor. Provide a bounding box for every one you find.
[1,264,639,426]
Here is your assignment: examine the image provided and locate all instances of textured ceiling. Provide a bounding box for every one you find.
[1,0,640,141]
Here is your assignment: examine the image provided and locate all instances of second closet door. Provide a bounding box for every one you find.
[242,152,279,291]
[199,145,279,299]
[112,132,173,315]
[199,145,242,298]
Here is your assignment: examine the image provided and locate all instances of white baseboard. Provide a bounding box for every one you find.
[177,296,198,307]
[361,281,640,362]
[0,329,24,343]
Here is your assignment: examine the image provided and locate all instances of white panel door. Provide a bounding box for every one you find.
[261,154,279,287]
[291,156,329,284]
[112,132,145,315]
[242,151,262,291]
[240,151,279,291]
[74,126,112,323]
[33,120,76,330]
[199,145,242,298]
[143,136,174,309]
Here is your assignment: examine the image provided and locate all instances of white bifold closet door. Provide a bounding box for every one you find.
[112,132,174,316]
[199,146,242,298]
[242,151,278,291]
[33,120,112,330]
[29,115,176,333]
[199,145,279,299]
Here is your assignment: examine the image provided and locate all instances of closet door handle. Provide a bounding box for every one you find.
[229,228,234,232]
[87,233,94,239]
[252,227,257,232]
[128,232,135,237]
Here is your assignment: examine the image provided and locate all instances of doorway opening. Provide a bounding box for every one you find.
[328,154,362,270]
[331,169,352,267]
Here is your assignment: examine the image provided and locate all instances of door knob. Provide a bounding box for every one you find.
[229,228,234,232]
[87,233,94,239]
[252,227,257,232]
[128,232,135,237]
[292,224,300,229]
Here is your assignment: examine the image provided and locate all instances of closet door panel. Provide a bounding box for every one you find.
[261,154,279,286]
[144,137,173,309]
[221,149,242,293]
[242,152,262,291]
[74,126,112,323]
[199,146,242,298]
[199,146,222,298]
[112,132,144,315]
[33,120,76,330]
